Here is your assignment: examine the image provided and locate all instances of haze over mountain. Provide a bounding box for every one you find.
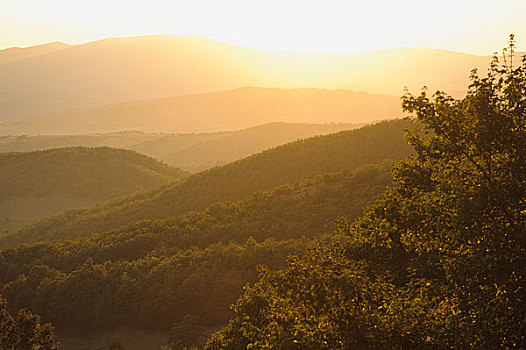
[158,122,361,172]
[0,42,70,66]
[1,0,524,346]
[0,122,361,172]
[1,119,412,248]
[0,119,412,349]
[0,87,398,135]
[0,35,494,122]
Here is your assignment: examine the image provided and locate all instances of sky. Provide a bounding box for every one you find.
[1,0,525,54]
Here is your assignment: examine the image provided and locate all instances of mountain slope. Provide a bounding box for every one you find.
[0,147,186,199]
[0,122,361,172]
[159,122,362,171]
[0,162,394,334]
[0,147,187,233]
[0,131,223,158]
[0,35,265,120]
[1,119,412,247]
[0,35,492,121]
[0,42,70,66]
[0,87,397,135]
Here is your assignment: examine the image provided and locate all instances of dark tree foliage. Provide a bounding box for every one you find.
[206,42,526,349]
[167,315,205,349]
[9,119,411,246]
[0,164,391,334]
[0,295,58,349]
[0,146,186,200]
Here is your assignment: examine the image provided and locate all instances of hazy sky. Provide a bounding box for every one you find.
[1,0,525,54]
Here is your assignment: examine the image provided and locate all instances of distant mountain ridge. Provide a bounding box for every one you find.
[0,35,494,122]
[0,146,186,200]
[0,42,70,66]
[0,87,395,135]
[1,119,413,247]
[0,122,362,172]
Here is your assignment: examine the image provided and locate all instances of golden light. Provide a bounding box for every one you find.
[1,0,525,54]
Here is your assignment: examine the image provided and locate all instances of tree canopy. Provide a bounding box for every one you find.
[0,163,392,335]
[0,295,58,349]
[206,42,526,349]
[6,120,411,247]
[0,146,186,200]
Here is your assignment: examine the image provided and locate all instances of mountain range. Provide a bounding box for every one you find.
[0,119,412,248]
[0,35,495,125]
[0,87,399,135]
[0,122,362,172]
[0,120,413,349]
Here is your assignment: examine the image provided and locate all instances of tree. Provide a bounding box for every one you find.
[392,35,526,347]
[0,295,59,349]
[206,37,526,349]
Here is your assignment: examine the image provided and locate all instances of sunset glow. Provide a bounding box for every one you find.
[1,0,525,54]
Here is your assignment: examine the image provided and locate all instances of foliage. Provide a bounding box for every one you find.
[0,163,392,333]
[1,161,393,249]
[9,119,412,246]
[0,146,186,200]
[0,294,58,349]
[2,238,304,332]
[207,46,526,348]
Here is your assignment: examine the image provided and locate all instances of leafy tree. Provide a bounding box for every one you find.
[108,342,123,350]
[390,37,526,347]
[206,38,526,349]
[0,295,58,349]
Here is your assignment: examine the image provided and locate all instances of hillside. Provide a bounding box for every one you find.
[0,147,186,233]
[0,35,492,121]
[0,131,224,161]
[203,56,526,349]
[0,147,186,199]
[159,122,362,171]
[0,122,361,172]
[0,35,266,120]
[0,87,395,135]
[0,119,412,248]
[0,162,394,340]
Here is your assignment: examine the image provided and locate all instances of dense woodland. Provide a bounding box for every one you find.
[0,147,186,200]
[0,295,58,349]
[0,147,187,235]
[0,162,393,334]
[1,119,411,248]
[205,54,526,349]
[0,122,361,172]
[0,49,524,350]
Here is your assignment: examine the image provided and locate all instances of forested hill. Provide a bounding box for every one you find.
[0,162,394,335]
[0,122,361,172]
[3,119,412,248]
[150,122,363,172]
[0,147,187,200]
